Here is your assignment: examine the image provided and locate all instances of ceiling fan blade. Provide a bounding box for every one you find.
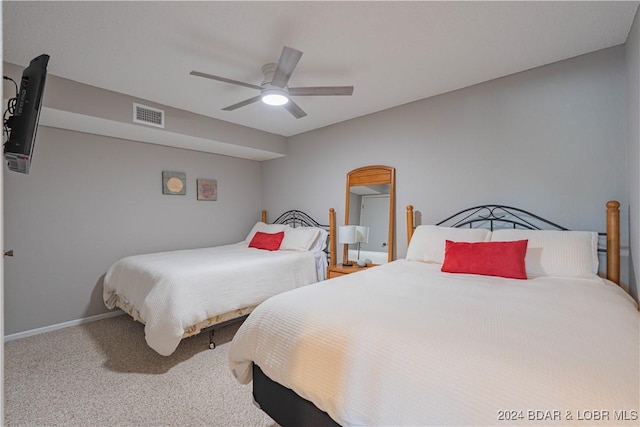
[271,46,303,88]
[288,86,354,96]
[283,99,307,119]
[190,71,263,91]
[222,95,262,111]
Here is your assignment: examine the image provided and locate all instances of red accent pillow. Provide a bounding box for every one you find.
[441,239,528,279]
[248,231,285,251]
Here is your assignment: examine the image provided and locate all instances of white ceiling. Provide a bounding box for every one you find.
[3,1,639,138]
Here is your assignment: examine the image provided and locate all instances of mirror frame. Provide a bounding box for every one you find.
[343,165,396,264]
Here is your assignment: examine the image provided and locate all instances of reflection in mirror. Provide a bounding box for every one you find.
[343,166,395,265]
[349,184,390,262]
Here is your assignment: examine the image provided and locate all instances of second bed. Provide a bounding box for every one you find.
[103,209,329,356]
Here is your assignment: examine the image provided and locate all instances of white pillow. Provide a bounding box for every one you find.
[244,222,290,244]
[490,229,599,278]
[309,228,329,253]
[406,225,492,264]
[280,227,322,251]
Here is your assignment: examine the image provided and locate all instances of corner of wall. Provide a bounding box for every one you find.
[626,5,640,303]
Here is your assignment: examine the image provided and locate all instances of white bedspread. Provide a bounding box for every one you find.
[229,260,640,426]
[104,243,317,356]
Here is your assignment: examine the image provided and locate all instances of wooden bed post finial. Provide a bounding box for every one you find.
[261,210,267,223]
[329,208,336,267]
[606,200,620,286]
[406,205,414,246]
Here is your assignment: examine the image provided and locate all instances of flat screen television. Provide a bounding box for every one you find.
[4,54,50,174]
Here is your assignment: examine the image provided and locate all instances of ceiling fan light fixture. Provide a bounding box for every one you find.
[191,46,352,118]
[261,88,289,106]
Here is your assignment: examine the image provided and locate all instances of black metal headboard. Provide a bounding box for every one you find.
[272,209,329,230]
[436,204,568,231]
[432,204,605,254]
[407,202,621,285]
[270,209,331,263]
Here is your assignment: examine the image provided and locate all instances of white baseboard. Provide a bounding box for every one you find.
[4,310,125,342]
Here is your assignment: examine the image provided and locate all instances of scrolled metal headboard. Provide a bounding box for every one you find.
[406,201,621,286]
[435,204,568,231]
[268,209,329,229]
[262,209,332,263]
[434,205,609,254]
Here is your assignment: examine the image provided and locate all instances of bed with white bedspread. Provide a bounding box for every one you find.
[228,202,640,426]
[104,209,328,356]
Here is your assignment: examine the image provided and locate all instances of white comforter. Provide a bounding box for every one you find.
[104,243,317,356]
[229,260,640,426]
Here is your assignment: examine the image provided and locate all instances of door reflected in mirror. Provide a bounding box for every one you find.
[344,166,395,264]
[348,184,390,263]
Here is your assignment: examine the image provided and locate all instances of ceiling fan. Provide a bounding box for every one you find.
[190,46,354,119]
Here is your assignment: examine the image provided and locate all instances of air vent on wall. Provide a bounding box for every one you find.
[133,103,164,128]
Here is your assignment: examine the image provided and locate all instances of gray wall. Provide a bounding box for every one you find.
[627,7,640,302]
[263,47,631,290]
[3,126,263,335]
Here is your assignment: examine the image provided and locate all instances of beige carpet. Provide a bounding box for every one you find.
[4,315,277,426]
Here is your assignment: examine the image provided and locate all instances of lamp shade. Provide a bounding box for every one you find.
[338,225,357,244]
[355,226,369,244]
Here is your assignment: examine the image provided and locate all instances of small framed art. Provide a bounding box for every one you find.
[162,171,186,195]
[197,179,217,201]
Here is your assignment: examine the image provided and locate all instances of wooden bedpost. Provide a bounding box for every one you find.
[329,208,336,266]
[261,210,267,223]
[406,205,414,246]
[606,200,620,286]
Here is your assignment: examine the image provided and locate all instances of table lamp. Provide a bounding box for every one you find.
[338,225,357,266]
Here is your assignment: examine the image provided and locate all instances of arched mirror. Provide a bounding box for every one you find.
[343,165,395,264]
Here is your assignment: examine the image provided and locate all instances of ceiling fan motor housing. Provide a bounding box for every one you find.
[261,63,278,87]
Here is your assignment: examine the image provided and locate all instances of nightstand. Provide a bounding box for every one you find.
[327,263,375,279]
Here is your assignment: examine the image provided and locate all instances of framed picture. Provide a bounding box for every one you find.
[162,171,186,195]
[197,179,217,201]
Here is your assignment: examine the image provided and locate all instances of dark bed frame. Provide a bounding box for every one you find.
[252,202,622,426]
[253,364,340,427]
